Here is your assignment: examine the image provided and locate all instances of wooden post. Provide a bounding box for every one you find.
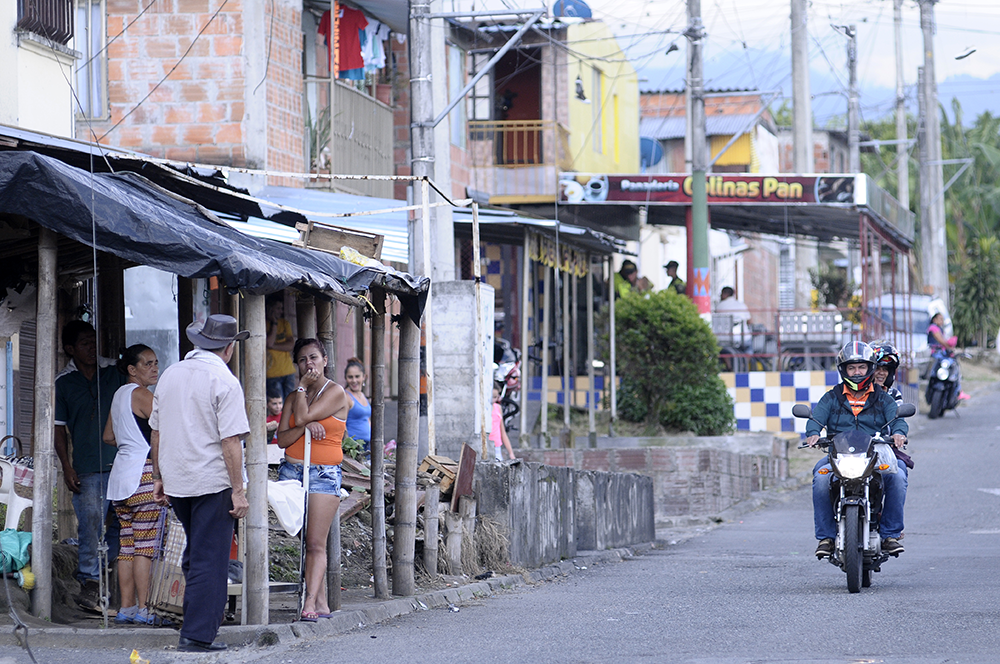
[98,254,125,358]
[369,288,389,598]
[519,233,531,446]
[422,484,440,577]
[222,291,241,378]
[177,277,195,357]
[541,265,550,446]
[316,298,336,379]
[444,510,463,575]
[587,256,597,448]
[392,312,420,595]
[296,294,317,340]
[459,496,476,572]
[561,267,571,445]
[327,515,341,610]
[242,293,269,624]
[31,228,57,619]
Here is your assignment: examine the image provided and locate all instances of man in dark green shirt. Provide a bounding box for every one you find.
[664,260,686,295]
[54,320,124,612]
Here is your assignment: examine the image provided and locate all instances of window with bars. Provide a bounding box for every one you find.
[17,0,74,45]
[73,0,106,119]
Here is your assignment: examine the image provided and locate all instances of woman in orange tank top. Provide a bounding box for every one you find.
[275,338,349,622]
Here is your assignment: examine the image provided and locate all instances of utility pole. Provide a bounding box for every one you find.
[893,0,909,210]
[846,25,860,173]
[409,0,434,278]
[918,0,948,310]
[917,66,930,292]
[686,0,710,315]
[790,0,814,172]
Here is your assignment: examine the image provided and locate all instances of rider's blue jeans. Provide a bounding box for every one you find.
[813,457,907,540]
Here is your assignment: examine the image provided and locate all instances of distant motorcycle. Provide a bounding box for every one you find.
[926,348,962,419]
[793,402,916,593]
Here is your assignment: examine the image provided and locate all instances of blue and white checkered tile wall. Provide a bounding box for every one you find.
[721,371,841,434]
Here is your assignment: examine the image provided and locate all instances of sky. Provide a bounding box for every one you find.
[450,0,1000,127]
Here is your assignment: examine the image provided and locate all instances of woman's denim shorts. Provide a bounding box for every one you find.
[278,459,342,495]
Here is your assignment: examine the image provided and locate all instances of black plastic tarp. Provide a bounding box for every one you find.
[0,151,427,322]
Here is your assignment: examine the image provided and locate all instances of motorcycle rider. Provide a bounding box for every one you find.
[805,341,908,559]
[870,340,904,405]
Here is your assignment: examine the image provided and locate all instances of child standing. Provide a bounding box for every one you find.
[490,386,516,461]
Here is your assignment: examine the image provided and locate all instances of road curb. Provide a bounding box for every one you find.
[0,544,657,652]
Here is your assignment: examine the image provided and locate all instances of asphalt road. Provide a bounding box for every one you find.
[3,381,999,664]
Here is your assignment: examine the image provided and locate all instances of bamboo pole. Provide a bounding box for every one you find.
[31,227,57,619]
[608,257,617,427]
[297,294,317,340]
[243,293,269,624]
[222,291,241,377]
[422,484,439,577]
[316,299,336,378]
[327,515,341,611]
[370,288,389,598]
[392,312,420,595]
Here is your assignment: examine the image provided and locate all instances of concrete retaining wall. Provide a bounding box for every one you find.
[475,461,654,568]
[517,436,788,526]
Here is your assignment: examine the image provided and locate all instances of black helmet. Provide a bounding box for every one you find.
[870,340,901,388]
[837,341,876,391]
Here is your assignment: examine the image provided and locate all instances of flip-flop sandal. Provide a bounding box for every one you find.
[300,612,319,623]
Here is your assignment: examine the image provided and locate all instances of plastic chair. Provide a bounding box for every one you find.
[0,458,33,531]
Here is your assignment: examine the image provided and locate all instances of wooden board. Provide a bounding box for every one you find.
[338,491,370,521]
[295,221,384,261]
[450,443,478,512]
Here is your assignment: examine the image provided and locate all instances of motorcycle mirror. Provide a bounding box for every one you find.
[896,403,916,418]
[791,404,813,419]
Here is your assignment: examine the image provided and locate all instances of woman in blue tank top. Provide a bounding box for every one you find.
[344,358,371,455]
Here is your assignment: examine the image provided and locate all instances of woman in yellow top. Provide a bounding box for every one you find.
[275,338,349,622]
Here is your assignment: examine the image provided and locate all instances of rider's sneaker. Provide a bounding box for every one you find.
[882,537,904,555]
[815,538,834,559]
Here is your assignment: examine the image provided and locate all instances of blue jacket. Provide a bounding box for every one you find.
[805,384,907,438]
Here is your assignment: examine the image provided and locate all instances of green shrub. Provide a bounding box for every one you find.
[611,289,734,435]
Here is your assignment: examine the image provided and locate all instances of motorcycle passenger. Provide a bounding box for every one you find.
[870,341,904,405]
[927,312,957,353]
[805,341,908,559]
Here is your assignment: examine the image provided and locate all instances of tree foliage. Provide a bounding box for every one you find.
[952,236,1000,348]
[612,290,734,435]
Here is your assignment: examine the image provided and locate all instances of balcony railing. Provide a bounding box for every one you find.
[468,120,571,202]
[17,0,73,45]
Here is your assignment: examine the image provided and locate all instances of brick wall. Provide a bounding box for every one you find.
[515,445,787,524]
[390,37,411,201]
[86,0,304,180]
[264,0,303,186]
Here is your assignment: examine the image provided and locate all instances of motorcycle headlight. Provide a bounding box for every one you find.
[832,453,869,479]
[936,366,950,381]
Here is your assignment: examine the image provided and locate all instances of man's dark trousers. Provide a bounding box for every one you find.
[171,489,234,644]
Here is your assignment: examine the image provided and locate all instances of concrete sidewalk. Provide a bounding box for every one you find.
[0,544,656,654]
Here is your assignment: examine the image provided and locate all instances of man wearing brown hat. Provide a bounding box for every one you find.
[151,314,250,653]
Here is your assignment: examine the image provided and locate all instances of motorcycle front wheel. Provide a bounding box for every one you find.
[929,388,945,419]
[844,504,863,593]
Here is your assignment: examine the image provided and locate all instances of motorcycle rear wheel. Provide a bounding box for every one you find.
[929,389,945,419]
[844,505,863,593]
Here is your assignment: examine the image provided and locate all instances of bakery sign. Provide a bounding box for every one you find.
[559,174,858,206]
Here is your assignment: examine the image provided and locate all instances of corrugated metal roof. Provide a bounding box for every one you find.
[640,113,766,140]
